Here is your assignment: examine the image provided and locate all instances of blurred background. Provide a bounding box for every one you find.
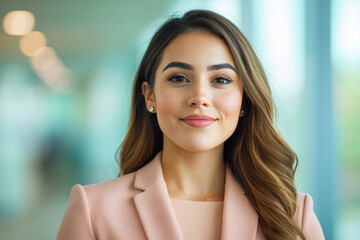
[0,0,359,239]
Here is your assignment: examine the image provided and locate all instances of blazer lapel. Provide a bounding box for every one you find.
[133,151,261,240]
[133,152,182,240]
[221,167,260,240]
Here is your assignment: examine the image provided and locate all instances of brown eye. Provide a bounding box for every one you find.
[167,74,189,83]
[211,76,233,84]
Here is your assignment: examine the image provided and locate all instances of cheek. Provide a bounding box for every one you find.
[217,90,242,118]
[154,86,182,116]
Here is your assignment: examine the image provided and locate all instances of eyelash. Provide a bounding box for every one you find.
[167,74,233,85]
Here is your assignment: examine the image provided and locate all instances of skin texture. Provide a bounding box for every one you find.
[142,32,244,201]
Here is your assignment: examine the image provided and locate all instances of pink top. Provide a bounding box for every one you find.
[56,152,325,240]
[170,198,224,240]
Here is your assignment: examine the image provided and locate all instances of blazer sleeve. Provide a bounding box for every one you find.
[300,194,325,240]
[56,184,95,240]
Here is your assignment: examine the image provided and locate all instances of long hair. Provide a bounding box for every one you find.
[117,10,306,240]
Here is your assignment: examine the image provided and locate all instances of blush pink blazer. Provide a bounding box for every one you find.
[57,151,324,240]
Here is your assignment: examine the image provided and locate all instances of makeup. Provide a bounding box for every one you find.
[181,114,217,128]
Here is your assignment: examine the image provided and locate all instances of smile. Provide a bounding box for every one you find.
[180,114,217,128]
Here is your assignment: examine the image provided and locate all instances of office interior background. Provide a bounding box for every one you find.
[0,0,359,239]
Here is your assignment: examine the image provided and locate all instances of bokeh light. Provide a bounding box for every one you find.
[2,11,35,36]
[29,47,74,93]
[19,31,47,57]
[30,47,59,72]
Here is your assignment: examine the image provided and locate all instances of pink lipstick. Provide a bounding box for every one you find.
[181,114,216,128]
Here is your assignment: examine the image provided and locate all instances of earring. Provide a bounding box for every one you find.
[241,110,245,114]
[149,107,155,112]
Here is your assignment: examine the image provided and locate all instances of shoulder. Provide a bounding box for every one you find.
[71,171,140,204]
[294,192,314,227]
[57,172,147,239]
[85,172,137,193]
[294,192,325,240]
[66,172,142,227]
[65,171,140,213]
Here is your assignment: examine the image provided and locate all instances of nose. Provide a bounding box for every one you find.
[187,80,210,108]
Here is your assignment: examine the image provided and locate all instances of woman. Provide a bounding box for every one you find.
[57,10,324,240]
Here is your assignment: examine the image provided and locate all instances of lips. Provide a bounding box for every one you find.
[180,114,217,128]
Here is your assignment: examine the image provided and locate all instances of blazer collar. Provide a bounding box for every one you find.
[134,152,182,240]
[133,151,260,240]
[221,167,260,239]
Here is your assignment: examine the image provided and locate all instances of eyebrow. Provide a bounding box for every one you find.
[162,61,237,73]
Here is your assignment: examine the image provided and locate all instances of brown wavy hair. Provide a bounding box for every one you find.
[117,9,306,240]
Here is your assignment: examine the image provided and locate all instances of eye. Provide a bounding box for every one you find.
[211,75,233,85]
[167,74,189,83]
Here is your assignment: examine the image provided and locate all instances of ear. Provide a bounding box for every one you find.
[141,82,156,112]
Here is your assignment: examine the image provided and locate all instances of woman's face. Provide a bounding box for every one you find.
[143,31,243,152]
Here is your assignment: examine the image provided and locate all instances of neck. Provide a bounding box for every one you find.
[161,137,226,201]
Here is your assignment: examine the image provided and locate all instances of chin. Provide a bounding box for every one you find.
[177,141,223,153]
[163,134,226,153]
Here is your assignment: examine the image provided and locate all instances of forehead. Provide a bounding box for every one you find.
[159,32,236,68]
